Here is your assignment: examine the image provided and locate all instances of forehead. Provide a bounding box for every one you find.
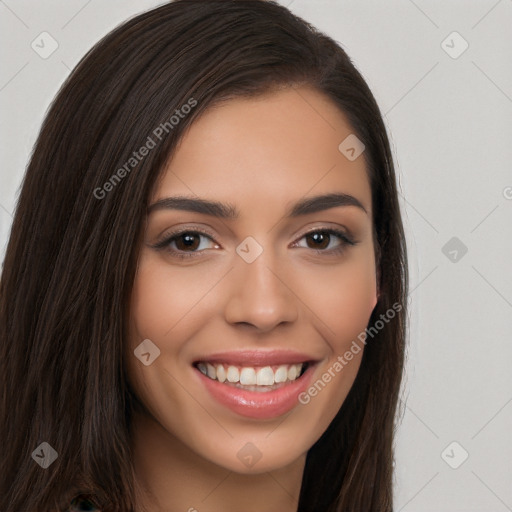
[152,86,372,218]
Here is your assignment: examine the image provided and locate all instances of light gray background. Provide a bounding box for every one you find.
[1,1,511,511]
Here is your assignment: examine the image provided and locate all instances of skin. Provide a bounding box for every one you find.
[126,85,378,512]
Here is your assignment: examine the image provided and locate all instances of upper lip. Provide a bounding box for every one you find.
[193,349,321,367]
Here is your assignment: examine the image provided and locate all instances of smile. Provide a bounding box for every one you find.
[195,362,309,391]
[191,350,319,419]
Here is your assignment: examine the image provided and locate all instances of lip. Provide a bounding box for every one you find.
[193,358,318,419]
[193,349,319,367]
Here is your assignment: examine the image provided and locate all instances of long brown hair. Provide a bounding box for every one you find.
[0,1,408,510]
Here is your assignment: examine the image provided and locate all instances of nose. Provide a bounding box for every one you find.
[223,248,299,333]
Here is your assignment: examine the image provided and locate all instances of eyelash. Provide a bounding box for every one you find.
[151,227,358,260]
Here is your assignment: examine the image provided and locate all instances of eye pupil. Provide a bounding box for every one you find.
[176,233,200,251]
[307,232,330,250]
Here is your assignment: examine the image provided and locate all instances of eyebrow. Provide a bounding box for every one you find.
[147,192,368,218]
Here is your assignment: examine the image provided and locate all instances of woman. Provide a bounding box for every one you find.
[0,1,408,511]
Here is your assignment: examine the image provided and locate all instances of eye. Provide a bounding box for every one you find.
[151,229,219,259]
[293,228,357,255]
[151,226,358,260]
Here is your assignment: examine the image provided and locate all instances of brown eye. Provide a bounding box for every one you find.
[295,228,356,254]
[151,229,219,260]
[174,233,201,251]
[304,232,331,250]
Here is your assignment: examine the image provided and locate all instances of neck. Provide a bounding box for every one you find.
[131,410,306,512]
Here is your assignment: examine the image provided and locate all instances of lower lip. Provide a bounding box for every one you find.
[194,363,316,419]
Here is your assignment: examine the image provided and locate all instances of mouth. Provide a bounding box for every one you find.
[193,360,312,392]
[191,351,320,419]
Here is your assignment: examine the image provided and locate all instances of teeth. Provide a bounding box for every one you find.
[240,367,256,385]
[256,366,274,385]
[197,362,306,385]
[216,364,227,383]
[274,365,288,383]
[206,363,216,380]
[226,366,239,383]
[287,365,298,380]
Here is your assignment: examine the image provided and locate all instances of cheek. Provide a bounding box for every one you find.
[297,254,378,347]
[128,255,213,342]
[126,259,204,417]
[289,257,377,437]
[129,272,167,340]
[335,269,377,340]
[126,256,219,401]
[126,260,182,399]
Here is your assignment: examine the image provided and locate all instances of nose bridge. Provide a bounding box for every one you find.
[223,238,298,330]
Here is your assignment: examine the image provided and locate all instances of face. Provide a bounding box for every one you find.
[126,85,378,474]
